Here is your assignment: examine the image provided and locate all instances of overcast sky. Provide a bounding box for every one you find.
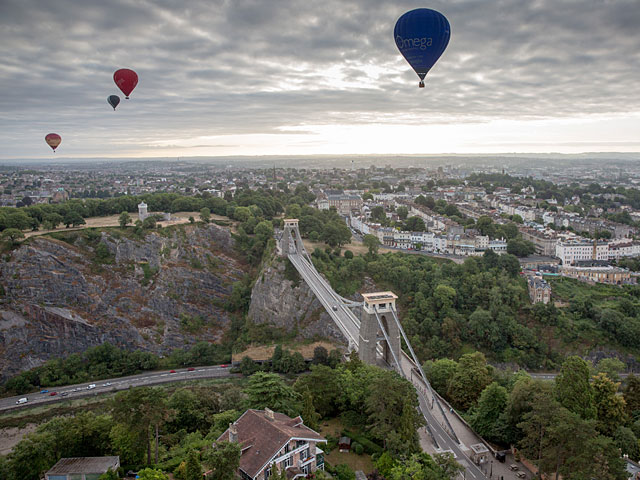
[1,0,639,160]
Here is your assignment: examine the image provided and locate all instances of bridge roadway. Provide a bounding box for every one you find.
[286,251,488,479]
[288,252,361,346]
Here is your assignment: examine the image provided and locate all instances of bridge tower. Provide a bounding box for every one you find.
[282,219,300,255]
[359,292,401,367]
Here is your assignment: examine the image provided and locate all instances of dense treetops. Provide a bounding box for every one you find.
[425,353,636,478]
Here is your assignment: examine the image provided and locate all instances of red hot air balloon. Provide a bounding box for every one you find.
[113,69,138,99]
[45,133,62,152]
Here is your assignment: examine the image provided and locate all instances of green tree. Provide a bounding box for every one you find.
[363,234,380,255]
[301,388,320,430]
[244,372,301,417]
[614,425,640,460]
[199,207,211,223]
[118,211,131,228]
[1,228,24,244]
[312,346,329,365]
[204,441,241,480]
[185,449,202,480]
[624,375,640,417]
[136,468,168,480]
[397,206,409,220]
[470,382,508,442]
[98,468,119,480]
[370,206,386,222]
[404,216,426,232]
[507,238,535,257]
[63,211,86,228]
[111,387,171,465]
[424,358,458,395]
[294,365,341,418]
[592,373,627,436]
[239,356,260,376]
[554,356,595,419]
[447,352,492,410]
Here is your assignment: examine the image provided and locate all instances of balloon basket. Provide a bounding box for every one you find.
[419,81,425,88]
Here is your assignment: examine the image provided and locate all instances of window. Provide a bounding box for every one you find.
[265,467,271,479]
[300,448,309,461]
[282,456,292,469]
[284,443,290,454]
[296,440,307,449]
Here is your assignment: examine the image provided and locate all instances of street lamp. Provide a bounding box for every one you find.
[490,460,493,479]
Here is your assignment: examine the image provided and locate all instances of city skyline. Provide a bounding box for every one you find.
[1,0,639,160]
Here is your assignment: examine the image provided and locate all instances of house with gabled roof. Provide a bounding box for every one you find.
[216,408,326,480]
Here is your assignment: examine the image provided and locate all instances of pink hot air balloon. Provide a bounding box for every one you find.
[45,133,62,152]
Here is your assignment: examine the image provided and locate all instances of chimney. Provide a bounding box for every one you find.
[265,408,274,420]
[229,422,238,443]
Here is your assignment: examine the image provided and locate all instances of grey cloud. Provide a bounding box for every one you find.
[1,0,639,158]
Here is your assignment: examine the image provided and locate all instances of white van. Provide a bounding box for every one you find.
[87,384,96,390]
[16,397,28,404]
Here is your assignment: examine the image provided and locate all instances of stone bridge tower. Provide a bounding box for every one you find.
[282,219,300,255]
[359,292,401,367]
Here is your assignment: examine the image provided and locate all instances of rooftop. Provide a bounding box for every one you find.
[47,457,120,475]
[217,409,325,479]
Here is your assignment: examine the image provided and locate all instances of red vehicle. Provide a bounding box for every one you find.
[220,364,229,368]
[49,392,57,396]
[187,367,195,371]
[169,370,176,373]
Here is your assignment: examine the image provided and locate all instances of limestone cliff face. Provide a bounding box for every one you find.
[247,257,348,343]
[0,224,245,381]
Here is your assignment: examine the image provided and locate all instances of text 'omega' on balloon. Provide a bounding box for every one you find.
[394,8,451,88]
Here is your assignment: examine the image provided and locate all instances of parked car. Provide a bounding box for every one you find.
[16,397,28,405]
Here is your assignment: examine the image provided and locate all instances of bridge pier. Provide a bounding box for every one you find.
[359,292,400,367]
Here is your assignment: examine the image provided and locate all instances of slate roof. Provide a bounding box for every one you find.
[217,409,325,479]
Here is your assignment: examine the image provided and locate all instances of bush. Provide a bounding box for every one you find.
[352,442,364,455]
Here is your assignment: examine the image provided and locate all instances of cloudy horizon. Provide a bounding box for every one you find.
[1,0,639,160]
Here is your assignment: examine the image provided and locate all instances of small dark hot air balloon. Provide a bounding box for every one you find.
[394,8,451,87]
[107,95,121,110]
[45,133,61,152]
[113,68,138,99]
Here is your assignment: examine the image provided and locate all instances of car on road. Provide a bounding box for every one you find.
[169,370,176,373]
[87,384,96,390]
[61,392,69,396]
[220,364,229,368]
[187,367,195,371]
[16,397,28,405]
[332,305,338,311]
[40,390,49,394]
[102,382,111,387]
[49,392,57,396]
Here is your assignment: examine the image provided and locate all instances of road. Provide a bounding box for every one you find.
[288,252,361,346]
[0,365,234,413]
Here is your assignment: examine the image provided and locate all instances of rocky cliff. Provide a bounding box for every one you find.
[247,256,350,343]
[0,224,245,381]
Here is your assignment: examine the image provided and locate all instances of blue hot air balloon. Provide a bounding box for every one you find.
[107,95,121,110]
[394,8,451,88]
